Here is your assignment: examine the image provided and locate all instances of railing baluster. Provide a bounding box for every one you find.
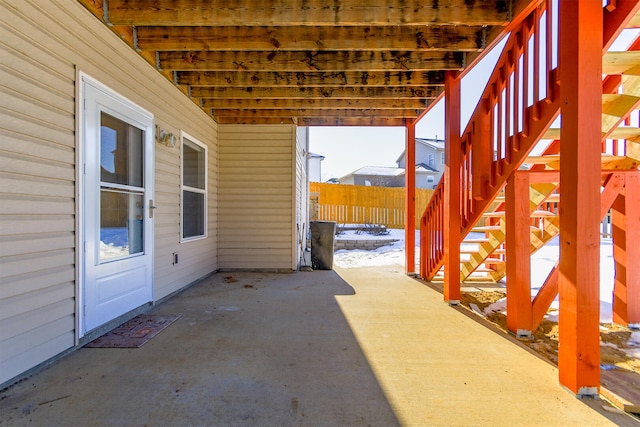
[419,1,566,280]
[546,0,554,100]
[533,6,541,108]
[514,37,522,148]
[506,71,513,162]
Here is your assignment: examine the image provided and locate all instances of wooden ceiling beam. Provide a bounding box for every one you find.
[213,116,410,126]
[136,25,485,52]
[159,50,464,72]
[191,86,441,99]
[201,98,428,110]
[211,109,420,118]
[215,117,298,125]
[298,117,409,126]
[178,70,446,87]
[79,0,529,126]
[106,0,510,27]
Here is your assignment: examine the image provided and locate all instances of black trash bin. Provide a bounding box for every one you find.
[310,221,336,270]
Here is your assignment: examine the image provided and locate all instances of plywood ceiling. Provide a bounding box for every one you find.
[78,0,533,126]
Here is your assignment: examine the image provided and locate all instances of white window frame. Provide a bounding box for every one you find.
[428,153,435,167]
[180,131,208,242]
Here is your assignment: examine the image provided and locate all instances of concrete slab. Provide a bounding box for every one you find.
[0,267,637,426]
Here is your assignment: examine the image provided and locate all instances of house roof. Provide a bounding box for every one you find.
[340,165,436,181]
[309,152,325,160]
[352,166,406,176]
[340,166,405,180]
[416,138,445,150]
[396,137,445,164]
[416,163,440,173]
[77,0,534,126]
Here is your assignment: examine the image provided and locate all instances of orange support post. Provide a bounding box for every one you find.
[505,171,533,338]
[405,122,416,276]
[612,172,640,327]
[443,71,461,304]
[558,0,602,396]
[531,172,625,332]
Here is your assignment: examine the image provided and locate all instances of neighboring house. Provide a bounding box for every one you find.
[396,138,446,188]
[414,164,440,189]
[338,165,436,188]
[308,152,324,182]
[339,166,405,187]
[0,2,308,388]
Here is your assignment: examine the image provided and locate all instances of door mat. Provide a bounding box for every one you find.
[85,314,182,348]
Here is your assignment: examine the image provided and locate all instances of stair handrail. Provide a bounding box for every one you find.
[420,0,561,280]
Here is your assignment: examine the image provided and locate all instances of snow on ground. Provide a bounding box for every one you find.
[334,228,418,268]
[334,228,639,354]
[336,229,615,322]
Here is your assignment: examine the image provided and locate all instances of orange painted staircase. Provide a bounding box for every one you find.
[419,1,640,332]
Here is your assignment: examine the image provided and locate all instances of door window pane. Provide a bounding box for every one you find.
[100,190,144,261]
[101,112,143,187]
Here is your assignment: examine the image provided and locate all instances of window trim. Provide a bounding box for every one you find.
[180,131,208,242]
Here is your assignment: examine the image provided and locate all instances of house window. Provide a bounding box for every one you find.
[441,152,445,165]
[181,133,207,240]
[427,176,435,184]
[428,154,435,167]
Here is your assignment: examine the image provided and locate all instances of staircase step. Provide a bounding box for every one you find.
[482,210,556,218]
[484,258,505,264]
[542,127,560,140]
[609,127,640,140]
[602,93,640,113]
[482,211,505,218]
[532,210,558,217]
[460,248,479,254]
[525,154,628,166]
[462,238,491,244]
[602,51,640,76]
[471,225,503,232]
[432,273,497,284]
[473,267,500,273]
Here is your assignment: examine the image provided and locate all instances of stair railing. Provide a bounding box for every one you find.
[420,0,561,280]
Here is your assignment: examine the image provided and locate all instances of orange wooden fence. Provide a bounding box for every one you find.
[310,182,434,229]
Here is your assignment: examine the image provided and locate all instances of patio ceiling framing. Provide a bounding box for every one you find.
[77,0,532,126]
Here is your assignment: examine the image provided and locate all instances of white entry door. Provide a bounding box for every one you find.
[81,76,154,335]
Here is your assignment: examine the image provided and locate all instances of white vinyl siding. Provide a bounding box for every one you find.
[218,125,296,270]
[0,0,218,386]
[294,127,310,269]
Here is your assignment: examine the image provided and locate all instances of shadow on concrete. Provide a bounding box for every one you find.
[0,271,399,426]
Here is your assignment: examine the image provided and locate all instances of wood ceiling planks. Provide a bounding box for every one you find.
[105,0,511,26]
[78,0,520,125]
[135,25,486,52]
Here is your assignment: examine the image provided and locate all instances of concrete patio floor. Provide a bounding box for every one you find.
[0,266,637,426]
